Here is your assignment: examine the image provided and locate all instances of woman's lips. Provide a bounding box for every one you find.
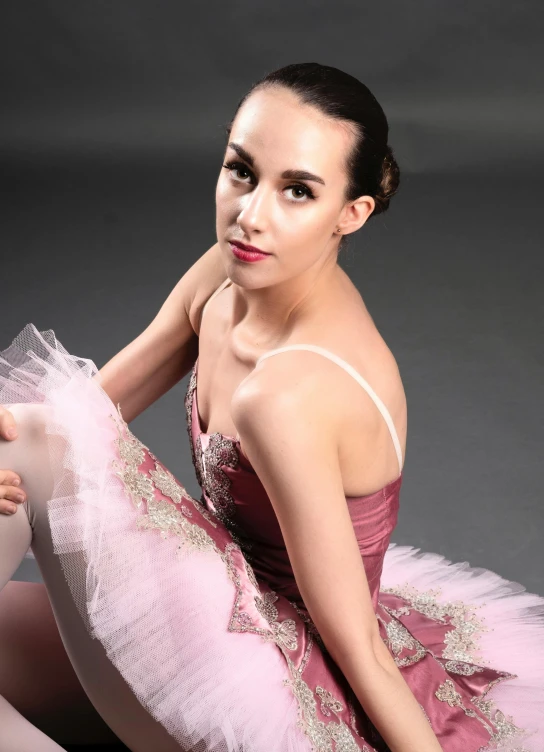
[229,241,271,263]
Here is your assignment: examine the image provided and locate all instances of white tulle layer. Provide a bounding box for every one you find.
[381,545,544,751]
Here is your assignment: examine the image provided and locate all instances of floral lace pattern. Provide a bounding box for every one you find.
[381,582,489,665]
[184,361,254,556]
[435,679,531,752]
[376,606,427,668]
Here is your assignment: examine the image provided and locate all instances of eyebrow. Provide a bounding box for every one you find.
[227,142,326,186]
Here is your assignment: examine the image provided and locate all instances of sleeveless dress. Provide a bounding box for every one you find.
[1,279,543,752]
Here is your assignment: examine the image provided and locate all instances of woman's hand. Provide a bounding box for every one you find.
[0,406,26,515]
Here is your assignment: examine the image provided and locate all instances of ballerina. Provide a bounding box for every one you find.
[0,62,542,752]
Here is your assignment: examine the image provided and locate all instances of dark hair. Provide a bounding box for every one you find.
[225,62,400,244]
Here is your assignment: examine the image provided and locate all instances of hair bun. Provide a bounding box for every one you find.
[374,145,400,216]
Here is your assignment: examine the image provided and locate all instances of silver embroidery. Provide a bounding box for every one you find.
[149,463,190,505]
[110,408,215,546]
[444,660,484,676]
[255,591,298,652]
[200,433,238,519]
[385,605,411,618]
[289,599,326,651]
[436,676,532,750]
[116,462,155,509]
[282,659,369,752]
[255,590,279,622]
[379,615,427,667]
[377,602,427,668]
[150,456,218,528]
[381,582,489,664]
[287,600,324,671]
[472,677,532,752]
[435,679,486,726]
[316,686,344,716]
[299,634,314,674]
[184,363,253,551]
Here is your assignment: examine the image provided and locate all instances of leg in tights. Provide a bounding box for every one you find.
[0,404,186,752]
[0,581,122,747]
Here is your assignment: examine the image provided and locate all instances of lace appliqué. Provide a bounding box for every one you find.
[255,591,298,652]
[435,679,531,750]
[285,664,374,752]
[289,598,327,670]
[200,433,237,520]
[472,678,533,752]
[316,686,344,717]
[184,362,253,556]
[377,601,427,668]
[381,582,488,664]
[110,408,217,545]
[436,678,483,720]
[378,612,427,668]
[445,660,484,676]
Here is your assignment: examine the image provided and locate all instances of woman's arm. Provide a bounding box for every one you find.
[231,356,442,752]
[0,243,228,516]
[97,242,226,423]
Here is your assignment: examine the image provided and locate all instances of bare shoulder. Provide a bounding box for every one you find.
[181,242,229,336]
[148,241,226,343]
[231,351,343,453]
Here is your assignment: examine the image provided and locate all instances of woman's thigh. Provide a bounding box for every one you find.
[1,404,185,751]
[0,580,121,745]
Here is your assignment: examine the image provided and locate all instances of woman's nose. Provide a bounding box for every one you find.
[237,185,271,235]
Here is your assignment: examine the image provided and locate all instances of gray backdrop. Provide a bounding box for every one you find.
[1,2,542,594]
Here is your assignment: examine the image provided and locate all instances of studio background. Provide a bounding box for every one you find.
[1,2,542,593]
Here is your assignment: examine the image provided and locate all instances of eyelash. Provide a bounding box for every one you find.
[222,160,316,202]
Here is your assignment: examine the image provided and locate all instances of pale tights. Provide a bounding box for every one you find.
[0,404,187,752]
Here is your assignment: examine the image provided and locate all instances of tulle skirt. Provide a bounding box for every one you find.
[2,324,544,752]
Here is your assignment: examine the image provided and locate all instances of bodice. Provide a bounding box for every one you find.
[184,358,402,611]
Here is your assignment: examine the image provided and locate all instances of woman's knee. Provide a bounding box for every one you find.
[6,403,54,449]
[1,403,56,521]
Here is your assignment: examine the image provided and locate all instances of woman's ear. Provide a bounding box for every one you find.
[337,195,375,236]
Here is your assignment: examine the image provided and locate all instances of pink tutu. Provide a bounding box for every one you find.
[1,323,543,752]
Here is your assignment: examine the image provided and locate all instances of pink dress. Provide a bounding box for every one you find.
[1,320,543,752]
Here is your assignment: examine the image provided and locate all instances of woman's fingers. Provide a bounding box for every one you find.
[0,469,26,514]
[0,406,18,440]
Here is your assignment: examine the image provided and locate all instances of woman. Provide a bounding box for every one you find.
[0,62,542,752]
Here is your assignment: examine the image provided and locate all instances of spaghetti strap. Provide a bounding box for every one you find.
[256,344,403,474]
[199,277,233,328]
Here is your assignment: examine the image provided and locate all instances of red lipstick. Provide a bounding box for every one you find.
[229,240,271,263]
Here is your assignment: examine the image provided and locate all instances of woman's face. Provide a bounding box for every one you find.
[215,86,374,287]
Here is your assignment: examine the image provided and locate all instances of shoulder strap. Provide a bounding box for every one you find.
[199,278,232,328]
[256,344,403,473]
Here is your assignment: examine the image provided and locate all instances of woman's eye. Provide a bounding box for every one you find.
[285,185,315,202]
[222,161,252,182]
